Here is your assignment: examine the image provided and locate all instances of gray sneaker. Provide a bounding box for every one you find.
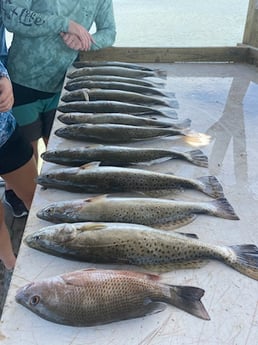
[4,190,28,218]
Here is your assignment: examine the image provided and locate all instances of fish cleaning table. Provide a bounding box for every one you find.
[1,62,258,344]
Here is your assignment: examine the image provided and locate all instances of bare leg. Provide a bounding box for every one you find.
[0,202,16,270]
[31,139,39,165]
[2,156,37,210]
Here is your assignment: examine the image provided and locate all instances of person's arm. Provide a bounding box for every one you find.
[1,1,94,50]
[2,0,95,51]
[0,61,13,112]
[90,0,116,50]
[1,0,69,36]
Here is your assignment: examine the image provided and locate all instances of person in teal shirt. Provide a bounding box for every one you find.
[2,0,116,156]
[1,0,116,214]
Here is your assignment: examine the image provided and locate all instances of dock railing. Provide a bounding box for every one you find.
[79,0,258,65]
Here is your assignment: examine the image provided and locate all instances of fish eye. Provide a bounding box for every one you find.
[30,295,40,306]
[34,235,41,241]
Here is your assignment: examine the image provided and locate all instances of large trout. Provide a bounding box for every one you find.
[37,195,239,229]
[41,145,207,168]
[37,162,222,197]
[25,222,258,280]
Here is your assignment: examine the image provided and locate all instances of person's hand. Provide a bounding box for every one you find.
[60,32,84,51]
[0,77,14,112]
[67,20,94,51]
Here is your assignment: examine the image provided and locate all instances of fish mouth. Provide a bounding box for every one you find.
[37,176,48,186]
[36,209,50,221]
[24,234,41,249]
[15,283,33,304]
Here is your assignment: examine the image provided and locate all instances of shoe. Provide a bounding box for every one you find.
[4,190,28,218]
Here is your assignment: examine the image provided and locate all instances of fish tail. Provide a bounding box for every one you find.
[157,108,178,119]
[209,197,239,220]
[165,99,179,109]
[184,150,209,167]
[173,118,191,129]
[166,285,210,320]
[227,245,258,280]
[197,176,224,198]
[154,69,167,80]
[162,90,176,98]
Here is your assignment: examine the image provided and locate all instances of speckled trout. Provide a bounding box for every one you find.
[57,112,190,129]
[61,88,178,108]
[73,60,156,71]
[37,162,221,197]
[64,80,170,97]
[37,195,239,229]
[54,124,192,143]
[41,145,207,167]
[15,268,210,326]
[65,75,166,89]
[57,101,177,118]
[67,66,167,80]
[25,222,258,280]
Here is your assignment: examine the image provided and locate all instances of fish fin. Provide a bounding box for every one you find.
[142,299,167,316]
[80,161,101,169]
[80,223,108,232]
[210,198,239,220]
[175,232,199,239]
[134,109,178,119]
[162,91,176,98]
[165,118,191,130]
[197,176,224,198]
[154,69,167,80]
[85,144,104,149]
[142,260,208,273]
[174,118,191,129]
[153,214,197,230]
[81,89,89,101]
[227,244,258,280]
[84,194,108,203]
[139,272,161,281]
[167,285,210,320]
[118,270,161,281]
[182,150,209,168]
[82,268,97,272]
[166,99,179,109]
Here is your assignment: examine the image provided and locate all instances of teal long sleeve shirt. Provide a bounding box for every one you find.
[1,0,116,92]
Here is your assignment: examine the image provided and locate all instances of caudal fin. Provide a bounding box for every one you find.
[154,69,167,80]
[227,244,258,280]
[197,176,224,198]
[167,285,210,320]
[183,150,208,167]
[209,197,239,220]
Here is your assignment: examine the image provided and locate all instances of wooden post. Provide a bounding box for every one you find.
[243,0,258,47]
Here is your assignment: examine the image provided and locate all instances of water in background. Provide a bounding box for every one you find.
[113,0,249,47]
[5,1,249,47]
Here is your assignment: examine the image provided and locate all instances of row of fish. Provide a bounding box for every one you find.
[15,60,254,329]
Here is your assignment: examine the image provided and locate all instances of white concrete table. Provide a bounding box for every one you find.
[0,63,257,345]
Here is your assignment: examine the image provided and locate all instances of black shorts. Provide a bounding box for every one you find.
[0,124,33,175]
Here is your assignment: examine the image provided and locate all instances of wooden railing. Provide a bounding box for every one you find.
[79,0,258,65]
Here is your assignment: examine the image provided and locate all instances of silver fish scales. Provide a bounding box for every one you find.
[25,222,258,280]
[37,195,239,230]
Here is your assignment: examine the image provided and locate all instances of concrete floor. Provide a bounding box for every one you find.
[0,62,258,344]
